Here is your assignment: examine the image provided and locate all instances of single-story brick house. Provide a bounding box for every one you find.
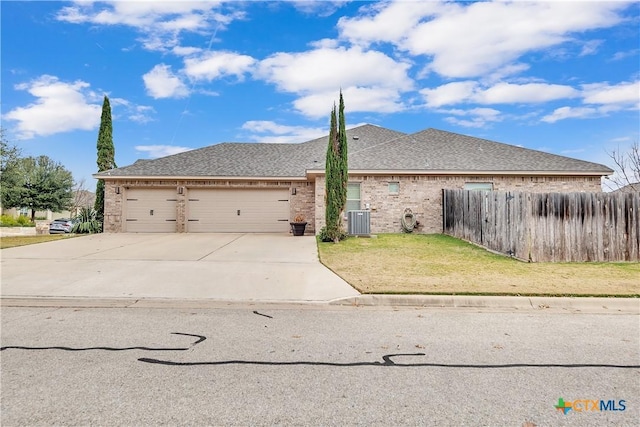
[95,125,613,234]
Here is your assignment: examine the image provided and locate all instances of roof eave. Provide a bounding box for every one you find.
[93,174,308,181]
[305,169,612,177]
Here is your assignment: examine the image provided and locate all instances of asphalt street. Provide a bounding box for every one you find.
[1,305,638,426]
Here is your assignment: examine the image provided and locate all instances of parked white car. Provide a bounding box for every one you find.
[49,218,74,234]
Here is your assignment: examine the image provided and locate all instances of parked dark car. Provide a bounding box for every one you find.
[49,218,74,234]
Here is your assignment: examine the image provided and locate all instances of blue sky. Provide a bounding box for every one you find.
[2,1,639,188]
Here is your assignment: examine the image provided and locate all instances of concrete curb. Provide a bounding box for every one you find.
[330,295,640,314]
[0,297,332,309]
[2,295,638,313]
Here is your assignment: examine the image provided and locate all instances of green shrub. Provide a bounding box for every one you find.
[0,215,34,227]
[72,207,102,234]
[318,226,347,243]
[16,216,33,226]
[0,215,18,226]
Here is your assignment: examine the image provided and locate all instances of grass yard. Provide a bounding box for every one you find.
[318,234,640,297]
[0,234,77,249]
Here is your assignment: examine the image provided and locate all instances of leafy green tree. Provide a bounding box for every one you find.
[1,155,73,221]
[0,128,22,208]
[323,91,349,242]
[1,128,21,172]
[94,95,116,224]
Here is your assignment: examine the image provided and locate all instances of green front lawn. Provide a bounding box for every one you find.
[0,234,78,249]
[318,234,640,297]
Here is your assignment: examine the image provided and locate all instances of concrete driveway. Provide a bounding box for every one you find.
[0,234,359,303]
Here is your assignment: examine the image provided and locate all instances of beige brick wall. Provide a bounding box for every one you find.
[290,181,316,233]
[314,176,326,234]
[314,174,603,234]
[104,174,602,234]
[103,181,123,233]
[103,179,311,233]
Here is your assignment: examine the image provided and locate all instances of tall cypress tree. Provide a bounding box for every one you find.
[325,104,340,239]
[337,90,348,215]
[324,91,349,242]
[94,96,116,225]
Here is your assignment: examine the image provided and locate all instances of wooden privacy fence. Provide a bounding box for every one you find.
[442,190,640,262]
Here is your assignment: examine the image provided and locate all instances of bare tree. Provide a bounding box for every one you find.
[70,179,95,217]
[605,141,639,193]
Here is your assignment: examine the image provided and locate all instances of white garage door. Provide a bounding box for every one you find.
[187,188,290,233]
[125,188,177,232]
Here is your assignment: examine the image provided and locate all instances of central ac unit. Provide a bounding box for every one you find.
[347,210,370,236]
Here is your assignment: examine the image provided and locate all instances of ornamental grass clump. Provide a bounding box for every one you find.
[72,207,102,234]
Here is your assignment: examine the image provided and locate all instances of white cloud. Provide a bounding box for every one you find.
[128,106,156,124]
[467,108,502,119]
[241,121,326,144]
[339,1,629,78]
[442,107,502,128]
[143,64,189,99]
[579,39,603,56]
[338,1,443,47]
[172,46,203,56]
[257,46,413,94]
[483,63,531,84]
[582,81,640,105]
[475,83,579,104]
[540,80,640,123]
[183,51,255,81]
[4,75,102,139]
[56,1,244,52]
[541,106,599,123]
[421,81,578,107]
[308,38,340,49]
[611,49,639,61]
[420,82,477,108]
[135,145,191,158]
[110,98,156,123]
[294,87,405,119]
[291,1,348,18]
[255,46,412,117]
[609,136,632,143]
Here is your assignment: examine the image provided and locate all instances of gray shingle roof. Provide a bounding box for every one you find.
[97,125,612,178]
[348,128,613,173]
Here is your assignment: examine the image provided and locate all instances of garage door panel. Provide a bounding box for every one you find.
[188,189,289,233]
[125,188,177,233]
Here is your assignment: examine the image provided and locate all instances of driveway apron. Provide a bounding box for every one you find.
[0,234,359,302]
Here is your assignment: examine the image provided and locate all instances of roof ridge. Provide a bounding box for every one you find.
[297,123,383,146]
